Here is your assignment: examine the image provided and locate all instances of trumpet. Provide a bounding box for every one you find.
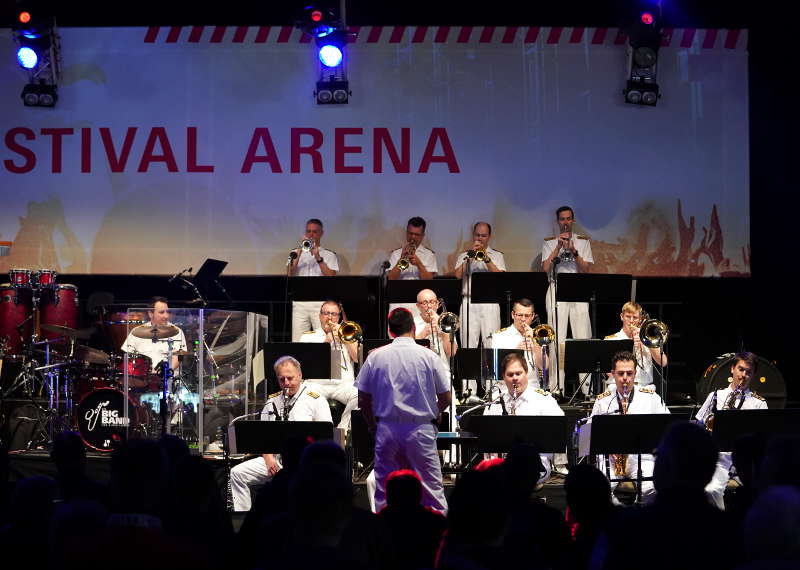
[397,242,416,270]
[466,248,488,263]
[300,238,313,252]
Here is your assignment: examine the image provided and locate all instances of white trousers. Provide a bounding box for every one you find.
[230,455,277,512]
[705,452,732,510]
[374,420,447,513]
[305,380,358,431]
[601,453,656,504]
[459,301,501,349]
[291,301,323,342]
[545,283,592,393]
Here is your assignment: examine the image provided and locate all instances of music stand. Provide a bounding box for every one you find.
[713,409,800,451]
[471,272,549,325]
[564,339,633,402]
[193,258,229,300]
[231,420,334,454]
[453,348,496,398]
[461,415,568,454]
[261,343,331,397]
[386,279,461,309]
[589,414,684,503]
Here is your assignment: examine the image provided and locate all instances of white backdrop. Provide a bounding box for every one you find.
[0,25,749,276]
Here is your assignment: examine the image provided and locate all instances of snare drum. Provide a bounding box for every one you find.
[76,388,149,451]
[113,352,157,390]
[40,284,79,341]
[0,284,33,354]
[8,269,31,288]
[35,269,58,287]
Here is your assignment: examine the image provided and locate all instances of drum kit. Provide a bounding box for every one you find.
[0,268,196,451]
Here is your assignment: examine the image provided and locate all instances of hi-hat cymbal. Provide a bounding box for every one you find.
[40,324,93,340]
[73,345,110,365]
[131,324,179,339]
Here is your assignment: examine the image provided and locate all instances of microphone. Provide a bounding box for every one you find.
[168,267,192,283]
[288,251,298,261]
[381,260,391,270]
[552,256,561,265]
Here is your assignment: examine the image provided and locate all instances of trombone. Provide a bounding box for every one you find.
[328,309,362,372]
[634,311,669,349]
[429,298,459,356]
[397,242,417,270]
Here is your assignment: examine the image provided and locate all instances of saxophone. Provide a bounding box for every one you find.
[612,386,630,477]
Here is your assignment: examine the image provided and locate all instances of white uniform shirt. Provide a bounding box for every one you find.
[541,236,594,282]
[299,328,355,383]
[605,330,654,387]
[485,386,563,417]
[355,336,450,422]
[388,245,438,279]
[291,247,339,276]
[122,321,188,370]
[454,246,506,296]
[259,384,333,422]
[695,386,768,424]
[590,385,670,417]
[413,314,453,375]
[490,326,541,387]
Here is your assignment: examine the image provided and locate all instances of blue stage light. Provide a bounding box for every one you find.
[318,44,343,67]
[17,46,38,69]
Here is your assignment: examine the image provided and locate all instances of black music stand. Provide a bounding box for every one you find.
[453,348,496,398]
[590,414,684,503]
[462,415,568,454]
[261,343,331,396]
[712,409,800,451]
[471,272,549,325]
[386,279,461,310]
[285,276,373,340]
[564,339,633,402]
[193,258,229,302]
[232,420,334,454]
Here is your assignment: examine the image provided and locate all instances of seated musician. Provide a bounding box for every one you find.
[298,300,359,432]
[590,350,670,504]
[414,289,458,373]
[230,355,332,512]
[604,301,667,388]
[490,298,543,389]
[695,352,767,510]
[485,353,563,484]
[121,296,187,374]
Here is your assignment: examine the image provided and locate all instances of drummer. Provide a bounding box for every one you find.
[121,296,187,373]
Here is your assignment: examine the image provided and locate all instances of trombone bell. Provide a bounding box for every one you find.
[439,312,460,334]
[338,321,363,343]
[640,319,668,348]
[532,324,555,346]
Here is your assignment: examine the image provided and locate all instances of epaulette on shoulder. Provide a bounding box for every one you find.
[598,389,612,399]
[302,330,317,335]
[751,392,766,401]
[268,391,281,399]
[306,391,320,399]
[495,326,509,333]
[534,388,551,396]
[604,334,616,340]
[576,234,590,240]
[492,248,504,254]
[638,386,656,394]
[544,236,556,241]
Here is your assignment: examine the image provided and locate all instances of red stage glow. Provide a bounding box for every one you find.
[19,11,31,24]
[311,10,323,22]
[641,12,655,25]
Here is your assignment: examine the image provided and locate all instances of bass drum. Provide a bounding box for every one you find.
[698,354,786,409]
[0,284,32,354]
[76,388,150,452]
[40,284,79,341]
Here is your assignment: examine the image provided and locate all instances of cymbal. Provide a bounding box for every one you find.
[40,324,93,340]
[73,345,110,365]
[131,324,179,340]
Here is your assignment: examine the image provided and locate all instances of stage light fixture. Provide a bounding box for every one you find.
[17,46,38,69]
[298,3,339,38]
[316,78,350,105]
[623,0,663,107]
[12,3,61,108]
[21,83,57,107]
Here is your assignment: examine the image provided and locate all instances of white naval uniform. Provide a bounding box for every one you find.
[355,336,451,513]
[121,321,188,371]
[454,247,505,348]
[489,326,542,389]
[230,386,332,511]
[485,387,564,483]
[590,386,670,503]
[388,245,438,321]
[605,330,656,387]
[290,247,339,342]
[695,387,767,509]
[299,328,358,431]
[542,235,593,393]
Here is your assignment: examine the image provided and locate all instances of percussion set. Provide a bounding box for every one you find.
[0,268,201,451]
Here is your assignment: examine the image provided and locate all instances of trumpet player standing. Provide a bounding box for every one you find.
[604,302,668,388]
[299,300,359,431]
[541,206,593,395]
[289,218,339,341]
[694,352,767,509]
[388,217,438,320]
[453,222,506,348]
[490,298,543,389]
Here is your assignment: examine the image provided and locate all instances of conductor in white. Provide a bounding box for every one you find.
[485,353,564,483]
[590,350,670,504]
[695,352,767,509]
[229,355,332,511]
[356,308,451,513]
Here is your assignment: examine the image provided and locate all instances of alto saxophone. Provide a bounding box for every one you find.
[612,387,630,477]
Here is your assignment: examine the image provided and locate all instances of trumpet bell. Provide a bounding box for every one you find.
[397,258,410,270]
[467,249,488,262]
[300,239,313,252]
[439,312,460,334]
[640,319,668,348]
[338,321,363,343]
[532,324,555,346]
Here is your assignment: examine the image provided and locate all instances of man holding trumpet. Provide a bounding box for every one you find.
[289,218,340,341]
[453,222,506,349]
[604,301,668,389]
[299,300,359,431]
[388,217,438,321]
[490,298,544,389]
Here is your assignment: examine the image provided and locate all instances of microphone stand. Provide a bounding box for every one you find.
[550,256,561,395]
[379,261,390,339]
[283,251,297,341]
